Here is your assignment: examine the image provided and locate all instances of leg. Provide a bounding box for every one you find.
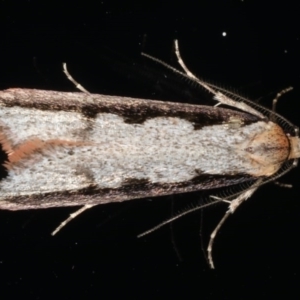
[51,64,96,235]
[173,40,264,118]
[271,87,293,114]
[51,204,96,236]
[63,63,91,94]
[142,41,264,118]
[207,185,259,269]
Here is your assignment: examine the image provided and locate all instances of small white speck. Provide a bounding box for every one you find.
[222,32,227,37]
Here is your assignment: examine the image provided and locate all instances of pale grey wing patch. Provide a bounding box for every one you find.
[0,107,90,147]
[0,147,94,196]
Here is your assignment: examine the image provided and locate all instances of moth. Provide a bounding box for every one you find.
[0,40,298,268]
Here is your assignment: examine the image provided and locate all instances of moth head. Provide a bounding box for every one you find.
[288,136,300,159]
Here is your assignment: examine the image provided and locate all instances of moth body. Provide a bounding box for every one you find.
[0,41,298,268]
[0,89,295,211]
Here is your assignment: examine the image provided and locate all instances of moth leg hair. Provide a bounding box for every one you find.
[173,40,264,118]
[51,204,95,236]
[51,64,97,235]
[274,181,293,188]
[63,63,91,95]
[271,86,293,115]
[207,183,260,269]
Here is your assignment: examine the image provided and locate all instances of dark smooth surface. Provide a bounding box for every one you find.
[0,1,300,299]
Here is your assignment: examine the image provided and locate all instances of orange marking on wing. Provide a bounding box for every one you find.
[7,138,45,165]
[0,132,13,155]
[0,132,92,170]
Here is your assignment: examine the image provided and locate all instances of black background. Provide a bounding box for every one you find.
[1,1,300,299]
